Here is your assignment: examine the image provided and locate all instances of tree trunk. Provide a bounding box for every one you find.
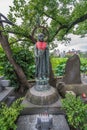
[49,60,56,87]
[0,26,29,93]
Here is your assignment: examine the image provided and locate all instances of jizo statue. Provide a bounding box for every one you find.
[35,33,49,86]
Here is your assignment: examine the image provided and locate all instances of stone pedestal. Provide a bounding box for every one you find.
[26,85,59,105]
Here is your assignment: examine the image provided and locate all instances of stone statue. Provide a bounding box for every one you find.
[35,33,49,86]
[26,32,59,104]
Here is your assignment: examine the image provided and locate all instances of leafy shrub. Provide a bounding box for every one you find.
[0,98,24,130]
[28,65,35,79]
[51,57,87,76]
[0,46,6,76]
[55,62,66,76]
[51,57,67,76]
[51,57,67,70]
[80,58,87,74]
[62,93,87,130]
[0,46,35,88]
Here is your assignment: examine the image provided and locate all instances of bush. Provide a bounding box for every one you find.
[51,57,87,76]
[55,62,66,76]
[0,46,35,88]
[62,93,87,130]
[80,58,87,74]
[0,46,6,76]
[0,98,24,130]
[51,57,67,76]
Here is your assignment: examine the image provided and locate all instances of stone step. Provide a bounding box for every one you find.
[16,115,70,130]
[0,87,14,102]
[0,76,4,80]
[5,96,16,106]
[21,107,65,115]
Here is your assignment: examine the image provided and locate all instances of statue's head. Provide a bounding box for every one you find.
[38,33,44,42]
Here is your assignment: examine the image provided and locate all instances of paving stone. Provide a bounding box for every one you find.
[16,115,70,130]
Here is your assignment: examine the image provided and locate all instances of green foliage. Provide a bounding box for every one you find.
[55,62,66,76]
[51,57,67,70]
[28,65,35,79]
[84,124,87,130]
[51,57,87,76]
[5,0,87,44]
[0,45,35,88]
[62,93,87,130]
[0,46,6,76]
[0,98,24,130]
[80,58,87,74]
[51,57,67,76]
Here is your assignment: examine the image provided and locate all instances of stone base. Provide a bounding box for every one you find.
[16,115,70,130]
[26,86,59,105]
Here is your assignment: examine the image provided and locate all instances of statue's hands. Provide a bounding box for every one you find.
[35,54,39,57]
[38,50,44,56]
[35,50,44,57]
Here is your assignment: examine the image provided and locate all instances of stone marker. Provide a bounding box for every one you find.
[63,54,82,84]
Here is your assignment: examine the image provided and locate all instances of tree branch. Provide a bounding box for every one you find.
[50,25,68,41]
[0,20,15,25]
[0,13,36,43]
[50,13,87,41]
[0,29,36,43]
[9,39,30,45]
[66,13,87,34]
[0,13,16,26]
[43,12,62,25]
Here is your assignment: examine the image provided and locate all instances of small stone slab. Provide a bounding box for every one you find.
[16,115,70,130]
[0,87,14,102]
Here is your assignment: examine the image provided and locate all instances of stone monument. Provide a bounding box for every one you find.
[57,54,82,97]
[26,33,58,105]
[63,54,82,84]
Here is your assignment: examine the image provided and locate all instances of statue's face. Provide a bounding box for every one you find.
[38,34,44,42]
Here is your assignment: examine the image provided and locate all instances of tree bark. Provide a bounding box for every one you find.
[49,61,56,87]
[0,25,29,93]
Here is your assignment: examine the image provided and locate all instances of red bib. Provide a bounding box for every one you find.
[36,41,47,50]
